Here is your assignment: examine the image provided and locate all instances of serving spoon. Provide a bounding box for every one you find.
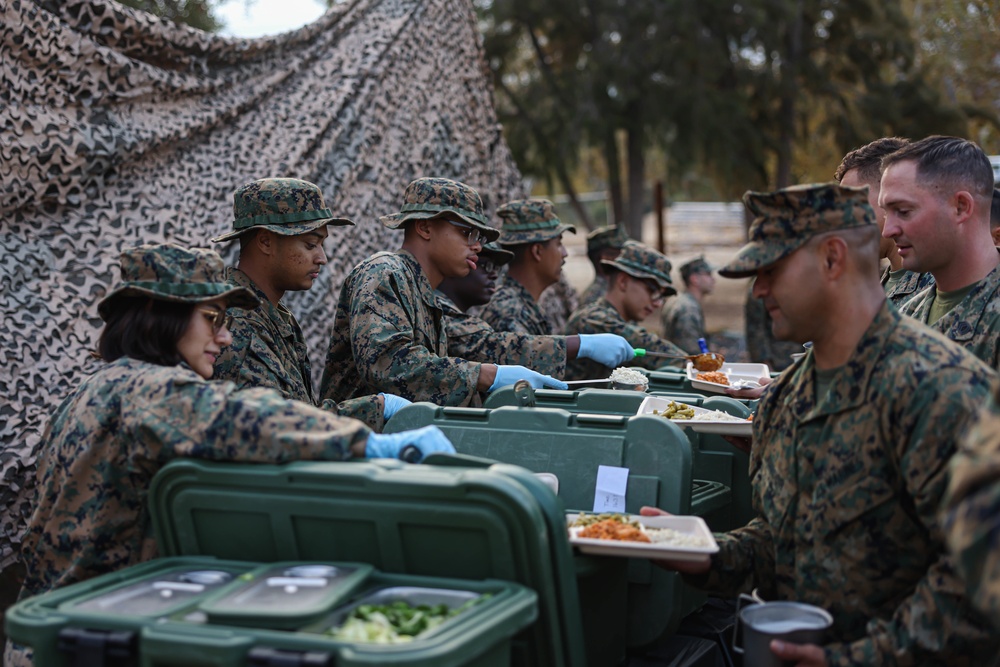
[634,349,726,372]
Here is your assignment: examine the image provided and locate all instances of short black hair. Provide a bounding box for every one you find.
[98,296,192,366]
[834,137,909,184]
[881,135,994,200]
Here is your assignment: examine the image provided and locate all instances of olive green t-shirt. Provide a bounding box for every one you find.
[926,282,978,326]
[883,268,909,295]
[814,365,839,404]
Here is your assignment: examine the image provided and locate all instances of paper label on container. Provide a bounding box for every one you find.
[593,465,629,513]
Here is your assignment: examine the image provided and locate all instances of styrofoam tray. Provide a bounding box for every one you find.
[566,513,719,562]
[636,396,753,436]
[686,362,770,394]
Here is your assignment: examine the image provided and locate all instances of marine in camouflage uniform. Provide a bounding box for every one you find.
[319,178,570,406]
[564,242,686,380]
[15,244,372,603]
[686,183,999,665]
[579,225,628,308]
[661,256,714,354]
[880,136,1000,370]
[942,380,1000,630]
[899,264,1000,369]
[480,198,576,336]
[210,178,382,429]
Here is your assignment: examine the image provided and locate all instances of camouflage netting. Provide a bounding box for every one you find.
[0,0,529,568]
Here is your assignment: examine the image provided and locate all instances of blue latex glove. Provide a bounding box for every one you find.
[364,425,456,462]
[379,393,412,420]
[577,333,635,368]
[489,365,569,392]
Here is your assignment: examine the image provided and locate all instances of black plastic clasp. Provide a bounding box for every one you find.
[513,379,536,407]
[247,647,336,666]
[57,628,137,667]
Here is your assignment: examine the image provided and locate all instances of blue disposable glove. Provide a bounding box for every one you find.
[488,365,568,392]
[379,393,412,420]
[364,425,456,462]
[577,333,635,368]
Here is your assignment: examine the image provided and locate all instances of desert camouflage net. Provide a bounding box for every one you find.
[0,0,525,567]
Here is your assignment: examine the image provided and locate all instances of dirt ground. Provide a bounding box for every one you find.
[561,204,753,360]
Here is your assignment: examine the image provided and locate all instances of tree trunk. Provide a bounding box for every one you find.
[626,123,646,241]
[775,0,804,189]
[604,128,624,227]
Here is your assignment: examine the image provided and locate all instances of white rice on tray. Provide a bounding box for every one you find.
[695,410,750,423]
[644,527,711,547]
[609,367,648,385]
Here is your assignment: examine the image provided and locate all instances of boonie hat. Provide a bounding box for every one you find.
[379,177,500,243]
[719,182,874,279]
[602,241,677,296]
[98,243,259,320]
[211,178,353,243]
[480,241,514,266]
[496,198,576,246]
[680,256,713,283]
[586,225,628,253]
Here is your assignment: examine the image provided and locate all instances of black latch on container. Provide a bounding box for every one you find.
[247,647,335,666]
[57,628,137,667]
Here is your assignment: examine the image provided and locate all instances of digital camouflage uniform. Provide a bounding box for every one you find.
[16,244,371,601]
[942,379,1000,630]
[880,266,936,308]
[899,262,1000,369]
[702,183,1000,665]
[209,178,382,428]
[661,291,704,354]
[564,298,686,379]
[480,198,575,335]
[482,277,552,335]
[319,179,567,406]
[563,242,685,380]
[214,268,382,429]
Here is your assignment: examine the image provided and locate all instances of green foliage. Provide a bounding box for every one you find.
[117,0,223,32]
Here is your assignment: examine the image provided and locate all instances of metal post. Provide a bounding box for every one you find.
[655,181,666,254]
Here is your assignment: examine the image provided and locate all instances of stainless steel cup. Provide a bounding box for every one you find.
[732,593,832,667]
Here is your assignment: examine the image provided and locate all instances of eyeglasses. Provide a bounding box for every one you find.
[639,279,670,304]
[447,220,486,247]
[199,308,233,333]
[477,258,500,273]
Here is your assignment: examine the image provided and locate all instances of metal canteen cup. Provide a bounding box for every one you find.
[732,591,832,667]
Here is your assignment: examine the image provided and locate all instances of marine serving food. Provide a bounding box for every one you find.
[609,367,648,386]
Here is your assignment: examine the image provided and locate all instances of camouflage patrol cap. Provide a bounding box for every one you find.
[602,241,677,296]
[379,177,500,243]
[496,198,576,246]
[586,225,628,253]
[680,256,713,283]
[718,183,875,279]
[98,243,259,320]
[211,178,353,243]
[480,242,514,266]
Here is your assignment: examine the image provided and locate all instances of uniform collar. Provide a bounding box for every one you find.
[396,250,441,312]
[227,267,297,337]
[779,300,897,422]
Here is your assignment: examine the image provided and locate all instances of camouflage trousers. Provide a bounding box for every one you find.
[4,639,32,667]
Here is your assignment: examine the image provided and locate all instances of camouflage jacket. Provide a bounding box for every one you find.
[20,357,369,599]
[319,251,567,406]
[900,262,1000,369]
[690,302,998,665]
[213,268,382,430]
[942,379,1000,630]
[660,291,704,354]
[744,285,801,372]
[480,277,551,335]
[563,298,686,380]
[578,275,608,309]
[880,265,935,309]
